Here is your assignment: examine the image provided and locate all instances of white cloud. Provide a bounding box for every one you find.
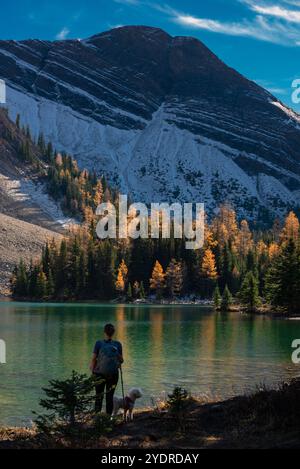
[173,13,272,40]
[268,87,288,94]
[156,3,300,46]
[55,27,70,40]
[248,3,300,23]
[253,79,288,94]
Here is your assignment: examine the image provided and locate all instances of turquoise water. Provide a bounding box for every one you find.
[0,302,300,426]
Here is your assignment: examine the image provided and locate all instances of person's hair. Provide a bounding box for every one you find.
[104,323,115,337]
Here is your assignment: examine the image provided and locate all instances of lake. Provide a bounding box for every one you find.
[0,302,300,426]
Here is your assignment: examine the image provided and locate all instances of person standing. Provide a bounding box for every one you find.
[90,323,123,415]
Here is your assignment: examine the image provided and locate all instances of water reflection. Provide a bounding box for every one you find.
[0,302,299,425]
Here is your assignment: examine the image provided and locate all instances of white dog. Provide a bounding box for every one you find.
[112,387,143,421]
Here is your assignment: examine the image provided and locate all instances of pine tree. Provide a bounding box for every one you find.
[140,281,146,299]
[213,285,221,309]
[265,239,300,314]
[220,244,233,290]
[221,285,233,311]
[238,272,260,312]
[46,142,53,161]
[36,270,48,299]
[133,281,140,298]
[28,263,39,298]
[165,259,183,297]
[38,132,46,153]
[11,259,28,297]
[77,251,87,296]
[56,240,68,296]
[36,371,94,428]
[47,270,55,298]
[126,283,133,301]
[42,243,51,276]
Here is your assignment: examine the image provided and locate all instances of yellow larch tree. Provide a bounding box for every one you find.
[236,219,253,257]
[93,180,103,207]
[201,248,218,279]
[211,204,238,249]
[150,261,166,298]
[119,259,128,283]
[115,259,128,294]
[268,242,279,259]
[115,269,125,294]
[280,212,299,243]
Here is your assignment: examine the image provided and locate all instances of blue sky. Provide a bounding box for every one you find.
[1,0,300,111]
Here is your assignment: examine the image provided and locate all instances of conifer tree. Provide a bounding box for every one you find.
[166,259,183,297]
[115,268,125,294]
[133,281,140,298]
[126,283,132,301]
[140,281,146,299]
[265,239,300,314]
[115,260,128,295]
[47,270,55,298]
[36,271,48,299]
[119,259,128,285]
[36,371,94,428]
[238,272,260,312]
[236,219,253,257]
[213,285,221,309]
[201,249,218,279]
[150,261,166,299]
[11,259,28,297]
[280,212,299,244]
[221,285,233,311]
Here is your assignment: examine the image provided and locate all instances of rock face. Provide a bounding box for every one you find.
[0,109,65,296]
[0,26,299,220]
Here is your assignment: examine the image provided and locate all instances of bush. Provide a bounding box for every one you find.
[167,387,190,432]
[34,371,113,442]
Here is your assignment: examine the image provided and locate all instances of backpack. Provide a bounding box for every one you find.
[94,340,120,375]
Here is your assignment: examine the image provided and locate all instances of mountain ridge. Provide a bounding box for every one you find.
[0,25,299,221]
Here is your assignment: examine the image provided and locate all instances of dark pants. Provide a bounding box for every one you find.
[94,373,119,415]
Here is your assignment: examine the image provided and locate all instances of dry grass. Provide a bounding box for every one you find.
[1,379,300,449]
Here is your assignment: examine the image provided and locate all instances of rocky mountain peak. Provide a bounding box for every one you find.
[0,26,299,221]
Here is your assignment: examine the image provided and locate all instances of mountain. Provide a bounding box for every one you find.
[0,108,65,296]
[0,108,71,229]
[0,25,299,221]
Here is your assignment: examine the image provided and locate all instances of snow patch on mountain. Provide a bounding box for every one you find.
[0,170,73,228]
[270,100,300,126]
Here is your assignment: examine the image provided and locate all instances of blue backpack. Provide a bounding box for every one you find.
[94,340,120,375]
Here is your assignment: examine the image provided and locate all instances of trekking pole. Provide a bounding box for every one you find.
[120,365,126,422]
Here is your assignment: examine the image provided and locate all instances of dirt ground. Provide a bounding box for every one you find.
[1,380,300,449]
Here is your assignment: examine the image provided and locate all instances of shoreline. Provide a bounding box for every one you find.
[1,296,298,318]
[1,378,300,449]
